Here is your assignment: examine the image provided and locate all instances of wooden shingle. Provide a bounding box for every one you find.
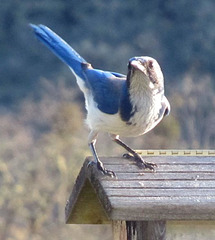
[65,152,215,224]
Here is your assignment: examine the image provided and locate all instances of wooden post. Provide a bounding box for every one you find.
[113,221,166,240]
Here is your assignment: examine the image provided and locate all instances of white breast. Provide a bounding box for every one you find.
[85,93,163,137]
[129,92,163,134]
[74,71,164,137]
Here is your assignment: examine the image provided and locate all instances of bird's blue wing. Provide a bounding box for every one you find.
[84,69,126,114]
[110,72,126,78]
[30,24,88,79]
[31,24,127,115]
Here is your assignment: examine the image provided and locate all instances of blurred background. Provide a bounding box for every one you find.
[1,0,215,239]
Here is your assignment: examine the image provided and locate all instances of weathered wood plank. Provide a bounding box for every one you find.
[66,155,215,224]
[112,172,215,180]
[106,188,215,197]
[136,221,166,240]
[109,196,215,204]
[113,221,127,240]
[97,156,215,165]
[113,221,166,240]
[101,180,215,188]
[98,164,215,173]
[109,198,215,221]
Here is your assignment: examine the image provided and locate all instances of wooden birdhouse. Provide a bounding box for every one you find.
[65,150,215,240]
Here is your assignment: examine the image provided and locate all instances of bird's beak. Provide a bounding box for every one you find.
[130,60,147,75]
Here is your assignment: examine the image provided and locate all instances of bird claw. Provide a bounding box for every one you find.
[88,160,116,178]
[135,158,157,171]
[123,153,133,159]
[134,154,157,170]
[123,153,157,171]
[100,168,117,178]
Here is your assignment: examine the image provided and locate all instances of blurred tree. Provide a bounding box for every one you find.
[0,79,93,240]
[1,0,215,105]
[175,74,215,148]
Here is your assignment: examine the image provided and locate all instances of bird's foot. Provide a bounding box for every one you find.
[88,160,116,178]
[123,153,133,159]
[123,153,157,171]
[100,167,116,178]
[97,161,116,178]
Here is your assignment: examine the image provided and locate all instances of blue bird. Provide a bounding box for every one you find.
[31,24,170,177]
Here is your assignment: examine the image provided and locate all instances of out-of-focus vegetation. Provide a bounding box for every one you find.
[0,1,215,239]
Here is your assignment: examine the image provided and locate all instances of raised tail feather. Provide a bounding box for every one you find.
[30,24,88,78]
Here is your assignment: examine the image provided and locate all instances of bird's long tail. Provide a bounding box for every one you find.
[30,24,88,77]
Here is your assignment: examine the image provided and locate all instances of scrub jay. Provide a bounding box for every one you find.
[31,24,170,177]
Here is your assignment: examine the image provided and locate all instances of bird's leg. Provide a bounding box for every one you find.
[110,134,157,170]
[88,131,116,177]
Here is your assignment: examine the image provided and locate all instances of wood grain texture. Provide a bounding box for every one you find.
[113,221,166,240]
[66,155,215,223]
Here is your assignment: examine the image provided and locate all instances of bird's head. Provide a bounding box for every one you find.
[127,56,164,92]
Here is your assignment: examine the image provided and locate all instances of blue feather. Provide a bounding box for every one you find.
[110,72,126,78]
[85,69,126,114]
[30,24,87,79]
[119,84,134,122]
[31,24,130,115]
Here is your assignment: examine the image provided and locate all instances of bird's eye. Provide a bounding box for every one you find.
[148,60,154,69]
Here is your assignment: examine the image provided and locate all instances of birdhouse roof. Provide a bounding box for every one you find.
[65,151,215,224]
